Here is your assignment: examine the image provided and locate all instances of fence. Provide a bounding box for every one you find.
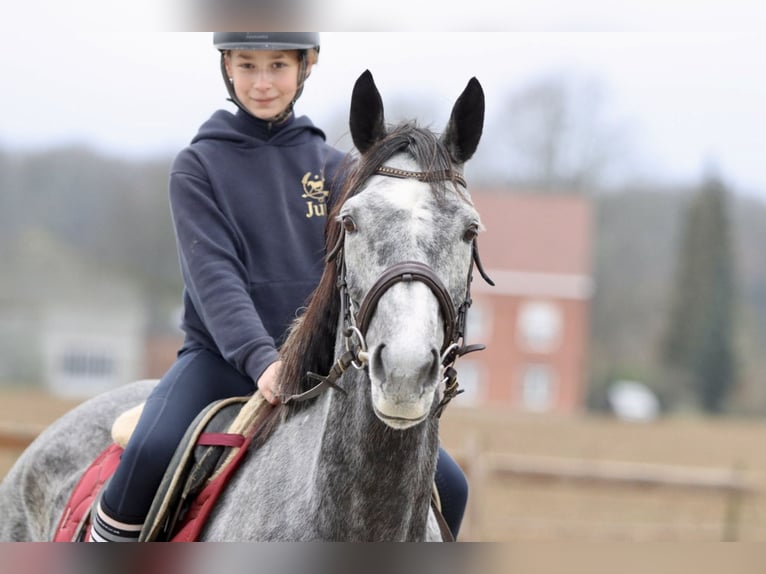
[455,434,760,541]
[1,424,761,541]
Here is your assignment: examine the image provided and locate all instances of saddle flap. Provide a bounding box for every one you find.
[139,396,251,542]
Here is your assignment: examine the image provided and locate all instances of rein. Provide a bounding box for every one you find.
[281,166,494,416]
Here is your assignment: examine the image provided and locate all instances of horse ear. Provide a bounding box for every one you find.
[349,70,386,155]
[441,77,485,164]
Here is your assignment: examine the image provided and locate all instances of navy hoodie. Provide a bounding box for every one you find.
[169,109,347,385]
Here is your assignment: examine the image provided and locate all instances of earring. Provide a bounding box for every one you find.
[228,77,233,83]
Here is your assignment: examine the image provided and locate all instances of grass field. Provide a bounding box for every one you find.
[2,388,765,541]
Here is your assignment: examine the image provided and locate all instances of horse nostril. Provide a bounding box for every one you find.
[371,343,387,383]
[428,348,440,381]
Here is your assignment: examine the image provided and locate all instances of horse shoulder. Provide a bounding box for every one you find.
[201,405,326,540]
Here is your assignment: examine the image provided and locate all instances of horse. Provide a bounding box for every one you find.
[0,69,487,541]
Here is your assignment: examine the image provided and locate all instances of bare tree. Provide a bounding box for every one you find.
[497,73,631,192]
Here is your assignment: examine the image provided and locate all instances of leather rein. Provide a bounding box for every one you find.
[282,166,494,417]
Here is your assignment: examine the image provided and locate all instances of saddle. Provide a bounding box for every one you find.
[54,392,272,542]
[54,392,454,542]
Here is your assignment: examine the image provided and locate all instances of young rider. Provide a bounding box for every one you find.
[89,32,467,542]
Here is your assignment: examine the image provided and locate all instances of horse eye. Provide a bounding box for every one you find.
[463,224,479,242]
[342,215,358,233]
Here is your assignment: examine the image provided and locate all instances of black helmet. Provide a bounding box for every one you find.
[213,32,320,53]
[214,32,320,124]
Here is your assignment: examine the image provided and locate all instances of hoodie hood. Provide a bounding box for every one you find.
[192,109,327,148]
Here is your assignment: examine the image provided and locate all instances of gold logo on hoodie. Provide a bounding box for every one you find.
[301,172,329,218]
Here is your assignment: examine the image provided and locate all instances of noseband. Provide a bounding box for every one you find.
[355,260,456,354]
[282,166,494,417]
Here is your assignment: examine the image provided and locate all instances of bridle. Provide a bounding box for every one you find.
[282,166,494,417]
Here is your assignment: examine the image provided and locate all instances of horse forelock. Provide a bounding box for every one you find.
[347,122,470,203]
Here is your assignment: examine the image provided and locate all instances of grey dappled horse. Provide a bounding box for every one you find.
[0,70,486,541]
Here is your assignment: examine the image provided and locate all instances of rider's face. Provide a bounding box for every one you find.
[225,50,310,120]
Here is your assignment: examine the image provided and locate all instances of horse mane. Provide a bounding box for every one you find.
[250,122,465,446]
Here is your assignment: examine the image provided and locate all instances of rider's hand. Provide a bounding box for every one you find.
[257,360,282,405]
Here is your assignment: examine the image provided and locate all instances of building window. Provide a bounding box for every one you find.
[520,363,556,412]
[465,299,491,343]
[453,360,486,407]
[517,300,562,353]
[60,350,116,379]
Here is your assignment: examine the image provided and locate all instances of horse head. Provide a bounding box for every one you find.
[338,70,485,429]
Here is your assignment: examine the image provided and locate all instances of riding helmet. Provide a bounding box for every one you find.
[214,32,320,123]
[213,32,320,53]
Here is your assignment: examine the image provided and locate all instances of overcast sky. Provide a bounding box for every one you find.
[2,2,765,197]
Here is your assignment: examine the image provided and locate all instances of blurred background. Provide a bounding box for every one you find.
[2,2,766,542]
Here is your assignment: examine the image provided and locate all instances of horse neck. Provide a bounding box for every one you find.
[312,358,440,540]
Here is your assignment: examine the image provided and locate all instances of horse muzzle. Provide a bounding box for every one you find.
[368,343,441,429]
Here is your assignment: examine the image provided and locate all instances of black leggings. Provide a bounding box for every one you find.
[435,446,469,539]
[102,347,255,522]
[101,346,468,537]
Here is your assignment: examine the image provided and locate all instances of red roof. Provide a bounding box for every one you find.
[470,190,592,275]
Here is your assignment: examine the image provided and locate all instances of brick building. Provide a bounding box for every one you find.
[458,190,593,413]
